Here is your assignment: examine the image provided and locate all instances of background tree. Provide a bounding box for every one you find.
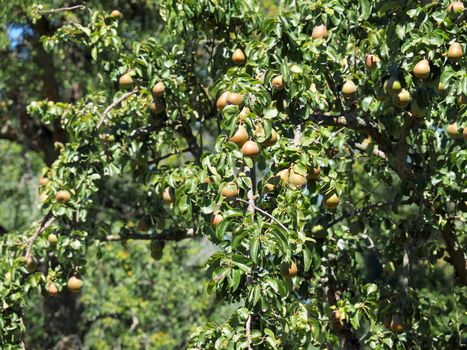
[0,0,466,349]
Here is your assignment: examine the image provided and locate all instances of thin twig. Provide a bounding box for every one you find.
[236,198,290,235]
[245,314,253,350]
[25,214,54,259]
[97,89,138,128]
[39,5,86,14]
[105,228,194,242]
[148,148,191,164]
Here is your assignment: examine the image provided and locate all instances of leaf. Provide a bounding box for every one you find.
[249,236,260,263]
[360,0,371,20]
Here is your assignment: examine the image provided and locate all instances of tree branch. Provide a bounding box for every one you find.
[105,228,194,242]
[308,113,391,154]
[245,314,253,350]
[25,214,55,259]
[38,5,86,14]
[97,89,139,128]
[441,220,467,286]
[236,198,290,235]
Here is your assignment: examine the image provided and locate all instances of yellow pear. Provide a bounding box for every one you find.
[413,59,430,79]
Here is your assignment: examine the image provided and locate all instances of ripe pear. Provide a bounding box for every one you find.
[67,276,83,293]
[227,92,244,106]
[149,100,165,114]
[394,89,411,108]
[48,233,58,246]
[39,176,49,186]
[55,190,70,203]
[220,182,239,198]
[238,107,250,122]
[323,192,340,209]
[447,1,465,16]
[446,123,459,138]
[26,255,37,273]
[311,24,329,39]
[277,169,290,184]
[162,187,175,203]
[390,315,404,333]
[110,10,123,18]
[384,77,402,95]
[308,166,321,180]
[119,73,133,88]
[447,42,463,60]
[262,129,278,147]
[272,75,284,90]
[463,127,467,140]
[280,261,298,278]
[241,140,260,157]
[365,54,378,70]
[263,183,275,193]
[216,91,230,111]
[211,212,223,226]
[229,125,249,146]
[342,80,357,97]
[413,59,430,79]
[152,81,165,96]
[232,48,246,65]
[330,310,343,322]
[288,167,307,187]
[47,282,59,297]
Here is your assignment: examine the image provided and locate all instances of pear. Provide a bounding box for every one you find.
[323,193,339,209]
[119,73,133,88]
[47,282,59,297]
[272,75,284,90]
[413,59,430,79]
[55,190,70,203]
[280,261,298,278]
[447,1,465,16]
[463,127,467,141]
[39,176,48,186]
[229,125,249,146]
[26,255,37,273]
[227,92,244,106]
[67,276,83,293]
[308,166,321,180]
[220,182,239,198]
[162,187,175,203]
[447,42,463,60]
[365,54,378,70]
[241,140,260,157]
[48,233,58,245]
[149,100,165,114]
[262,129,278,147]
[384,77,402,95]
[211,212,223,226]
[446,123,459,138]
[342,80,357,97]
[152,81,165,96]
[110,10,123,18]
[394,89,411,108]
[238,107,250,122]
[288,167,307,187]
[390,315,404,333]
[216,91,230,111]
[232,48,246,65]
[311,25,329,39]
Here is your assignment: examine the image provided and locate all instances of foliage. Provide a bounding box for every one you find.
[0,0,466,349]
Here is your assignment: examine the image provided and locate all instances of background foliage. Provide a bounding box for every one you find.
[0,0,466,349]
